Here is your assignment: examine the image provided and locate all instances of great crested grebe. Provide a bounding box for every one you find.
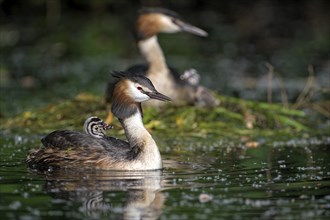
[26,71,171,171]
[83,116,113,138]
[105,7,219,108]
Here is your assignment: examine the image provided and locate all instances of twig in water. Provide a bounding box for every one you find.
[275,73,289,108]
[311,103,330,118]
[293,65,316,109]
[266,63,274,104]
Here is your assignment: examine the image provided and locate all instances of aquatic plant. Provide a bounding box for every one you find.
[1,91,323,141]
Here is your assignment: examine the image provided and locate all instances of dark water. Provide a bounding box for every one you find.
[1,134,329,219]
[1,2,329,219]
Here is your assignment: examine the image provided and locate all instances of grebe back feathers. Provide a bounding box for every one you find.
[27,71,171,171]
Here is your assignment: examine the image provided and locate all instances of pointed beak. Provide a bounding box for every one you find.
[176,20,208,37]
[104,124,114,130]
[147,91,172,102]
[100,121,113,130]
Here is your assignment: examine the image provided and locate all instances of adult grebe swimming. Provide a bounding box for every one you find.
[26,71,171,171]
[105,8,219,108]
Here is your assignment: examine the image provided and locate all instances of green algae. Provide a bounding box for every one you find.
[1,92,325,141]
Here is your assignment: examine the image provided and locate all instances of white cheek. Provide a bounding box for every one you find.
[160,16,180,33]
[128,84,150,102]
[134,93,150,102]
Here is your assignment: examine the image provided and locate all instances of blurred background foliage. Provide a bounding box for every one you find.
[0,0,329,119]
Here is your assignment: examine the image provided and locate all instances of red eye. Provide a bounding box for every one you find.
[137,86,143,91]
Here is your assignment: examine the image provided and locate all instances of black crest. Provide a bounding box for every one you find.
[138,7,182,20]
[112,71,157,92]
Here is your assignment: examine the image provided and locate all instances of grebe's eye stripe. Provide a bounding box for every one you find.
[87,123,97,135]
[88,123,105,138]
[90,117,101,123]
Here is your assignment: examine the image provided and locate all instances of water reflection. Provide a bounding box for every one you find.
[38,169,164,219]
[2,134,329,219]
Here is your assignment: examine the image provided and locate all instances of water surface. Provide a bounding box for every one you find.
[1,134,329,219]
[1,2,329,219]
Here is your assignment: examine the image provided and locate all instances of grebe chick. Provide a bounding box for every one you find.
[105,7,219,108]
[26,71,171,171]
[83,116,113,138]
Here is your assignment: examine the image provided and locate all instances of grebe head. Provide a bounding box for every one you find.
[83,116,113,138]
[27,71,170,171]
[111,71,171,119]
[135,7,208,40]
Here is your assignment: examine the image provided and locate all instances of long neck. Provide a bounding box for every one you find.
[121,109,149,146]
[121,109,162,169]
[138,36,168,77]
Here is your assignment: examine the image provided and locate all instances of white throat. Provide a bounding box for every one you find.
[122,111,162,170]
[123,111,148,143]
[138,36,167,75]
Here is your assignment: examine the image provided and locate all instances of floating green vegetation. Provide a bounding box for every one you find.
[1,93,325,142]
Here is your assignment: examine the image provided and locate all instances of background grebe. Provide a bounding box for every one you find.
[83,116,113,138]
[105,8,219,108]
[26,71,171,171]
